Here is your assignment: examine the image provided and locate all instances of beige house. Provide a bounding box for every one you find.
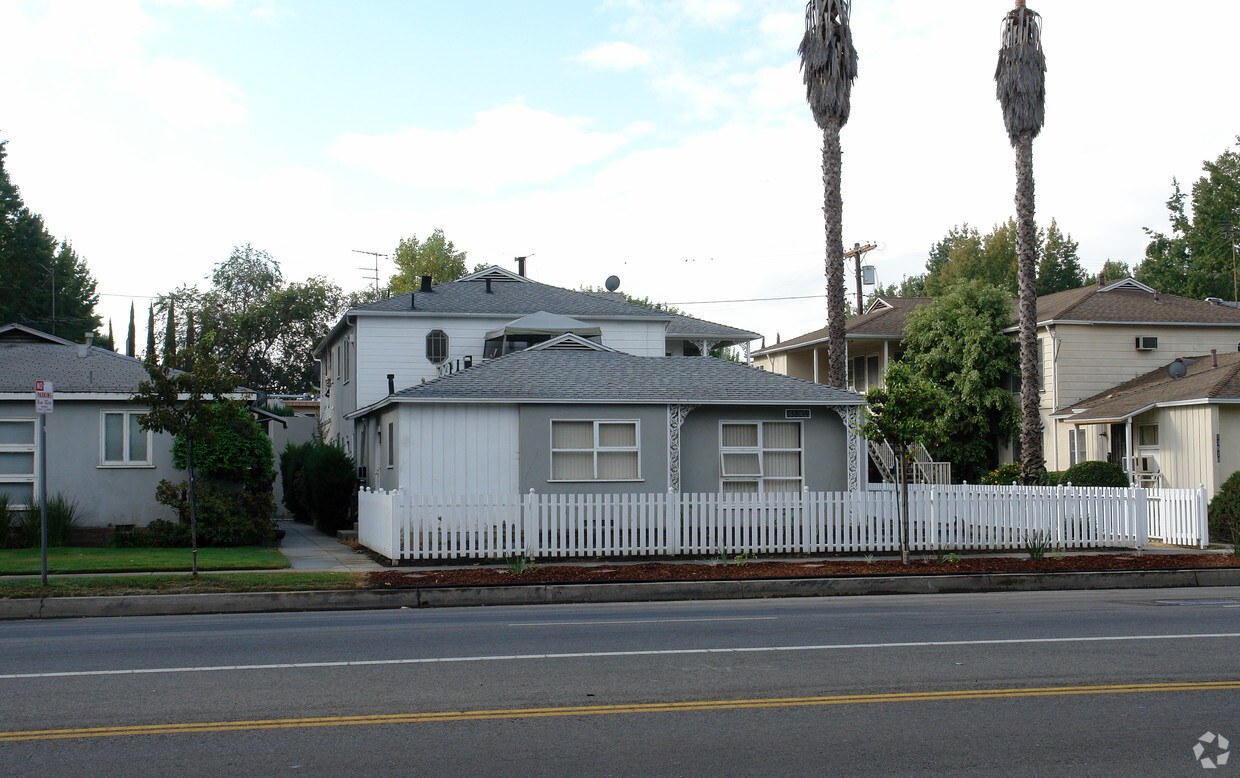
[754,279,1240,490]
[1054,351,1240,494]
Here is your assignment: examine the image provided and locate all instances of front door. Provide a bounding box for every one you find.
[1109,423,1126,467]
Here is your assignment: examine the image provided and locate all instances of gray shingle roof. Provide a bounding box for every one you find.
[350,274,759,341]
[1056,351,1240,423]
[379,350,863,406]
[0,342,154,393]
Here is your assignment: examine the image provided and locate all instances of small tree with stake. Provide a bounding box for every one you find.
[862,362,944,564]
[133,334,239,577]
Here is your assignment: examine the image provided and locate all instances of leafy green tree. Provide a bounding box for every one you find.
[1139,138,1240,300]
[134,334,241,576]
[863,361,945,564]
[0,141,102,342]
[1036,219,1087,294]
[902,280,1019,483]
[925,221,1018,297]
[389,229,468,293]
[159,245,345,394]
[1100,259,1131,283]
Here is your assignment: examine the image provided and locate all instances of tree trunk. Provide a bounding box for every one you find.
[187,437,199,579]
[822,118,847,389]
[1015,132,1044,483]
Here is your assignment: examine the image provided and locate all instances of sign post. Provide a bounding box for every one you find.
[35,381,52,586]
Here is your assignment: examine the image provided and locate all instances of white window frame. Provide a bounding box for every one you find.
[1068,427,1086,467]
[719,420,805,494]
[1137,422,1159,449]
[426,329,449,364]
[0,418,37,508]
[99,410,154,468]
[549,419,641,482]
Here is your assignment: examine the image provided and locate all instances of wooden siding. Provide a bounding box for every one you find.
[1154,406,1215,493]
[398,403,519,495]
[1219,405,1240,490]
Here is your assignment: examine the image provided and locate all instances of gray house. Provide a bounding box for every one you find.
[349,335,866,498]
[0,323,178,528]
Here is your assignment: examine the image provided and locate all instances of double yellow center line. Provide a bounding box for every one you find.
[4,681,1238,743]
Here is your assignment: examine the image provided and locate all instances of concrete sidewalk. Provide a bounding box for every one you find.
[278,520,386,572]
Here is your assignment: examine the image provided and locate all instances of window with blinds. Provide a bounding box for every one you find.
[719,421,803,493]
[101,411,152,467]
[550,420,640,481]
[0,419,36,507]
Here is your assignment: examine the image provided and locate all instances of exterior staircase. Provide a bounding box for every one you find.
[867,439,952,485]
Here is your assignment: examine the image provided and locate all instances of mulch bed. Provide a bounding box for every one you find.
[366,552,1240,589]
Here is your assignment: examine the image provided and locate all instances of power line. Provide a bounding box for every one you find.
[666,293,827,305]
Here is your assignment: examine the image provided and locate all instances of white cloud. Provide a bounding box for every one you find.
[676,0,743,27]
[759,12,802,40]
[576,41,651,70]
[750,61,802,110]
[331,105,628,193]
[113,57,247,128]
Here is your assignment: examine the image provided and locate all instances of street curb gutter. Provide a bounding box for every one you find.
[3,568,1240,620]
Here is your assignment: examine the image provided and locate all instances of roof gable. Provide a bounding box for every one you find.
[457,265,531,284]
[0,323,76,346]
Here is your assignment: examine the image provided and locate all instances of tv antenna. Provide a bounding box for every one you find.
[352,250,389,294]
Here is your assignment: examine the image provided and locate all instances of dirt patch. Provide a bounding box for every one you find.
[366,552,1240,589]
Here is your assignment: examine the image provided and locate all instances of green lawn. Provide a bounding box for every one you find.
[0,571,363,598]
[0,546,289,575]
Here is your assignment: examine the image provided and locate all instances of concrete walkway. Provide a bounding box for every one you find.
[278,521,385,572]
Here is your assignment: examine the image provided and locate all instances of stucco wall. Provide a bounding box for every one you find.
[679,405,848,493]
[0,400,176,528]
[518,404,668,495]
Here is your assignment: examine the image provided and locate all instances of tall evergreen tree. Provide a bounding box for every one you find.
[185,309,196,352]
[1036,219,1087,295]
[163,298,177,364]
[995,0,1047,483]
[145,305,156,364]
[0,140,101,341]
[799,0,859,389]
[126,303,136,357]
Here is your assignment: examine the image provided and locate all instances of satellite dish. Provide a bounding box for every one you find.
[605,275,620,292]
[1167,359,1187,380]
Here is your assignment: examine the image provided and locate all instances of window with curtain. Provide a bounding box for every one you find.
[101,411,152,466]
[550,420,640,481]
[0,419,36,506]
[719,421,803,493]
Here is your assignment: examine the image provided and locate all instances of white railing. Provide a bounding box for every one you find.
[357,484,1209,561]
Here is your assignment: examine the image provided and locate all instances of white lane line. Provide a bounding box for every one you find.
[5,633,1239,681]
[513,617,779,627]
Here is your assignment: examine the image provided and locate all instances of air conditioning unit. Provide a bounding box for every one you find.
[1135,336,1158,351]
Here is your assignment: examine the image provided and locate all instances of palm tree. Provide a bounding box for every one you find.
[995,0,1045,483]
[799,0,858,389]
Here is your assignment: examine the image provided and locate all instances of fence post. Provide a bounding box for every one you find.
[668,487,681,556]
[524,489,536,557]
[1198,484,1209,550]
[1135,486,1149,549]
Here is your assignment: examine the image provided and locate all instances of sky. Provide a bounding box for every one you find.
[3,0,1239,352]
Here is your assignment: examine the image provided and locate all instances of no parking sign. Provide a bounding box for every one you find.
[35,380,54,414]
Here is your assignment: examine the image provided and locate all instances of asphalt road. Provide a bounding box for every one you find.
[2,587,1239,776]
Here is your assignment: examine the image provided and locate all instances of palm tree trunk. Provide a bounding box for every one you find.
[1015,133,1044,482]
[822,117,847,389]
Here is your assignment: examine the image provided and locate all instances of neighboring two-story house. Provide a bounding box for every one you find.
[753,278,1240,491]
[317,264,813,488]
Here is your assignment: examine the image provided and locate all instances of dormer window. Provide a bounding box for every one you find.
[426,330,449,364]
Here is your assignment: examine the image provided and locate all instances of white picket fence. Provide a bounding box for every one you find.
[356,484,1210,561]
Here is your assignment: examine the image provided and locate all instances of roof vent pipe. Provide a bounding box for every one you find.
[387,373,395,395]
[420,275,433,292]
[1212,349,1218,368]
[485,278,493,294]
[77,331,94,358]
[410,293,415,310]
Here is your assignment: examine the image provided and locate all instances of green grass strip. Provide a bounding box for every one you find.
[0,571,363,599]
[0,546,289,575]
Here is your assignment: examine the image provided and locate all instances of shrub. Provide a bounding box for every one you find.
[1061,460,1129,488]
[154,479,274,547]
[981,463,1022,485]
[19,493,82,547]
[302,443,357,535]
[0,493,12,549]
[1209,470,1240,542]
[1040,470,1066,486]
[280,441,315,523]
[173,401,274,489]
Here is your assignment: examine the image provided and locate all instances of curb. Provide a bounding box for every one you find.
[3,567,1240,620]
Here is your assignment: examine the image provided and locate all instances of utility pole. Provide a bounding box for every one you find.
[844,241,877,314]
[352,250,388,295]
